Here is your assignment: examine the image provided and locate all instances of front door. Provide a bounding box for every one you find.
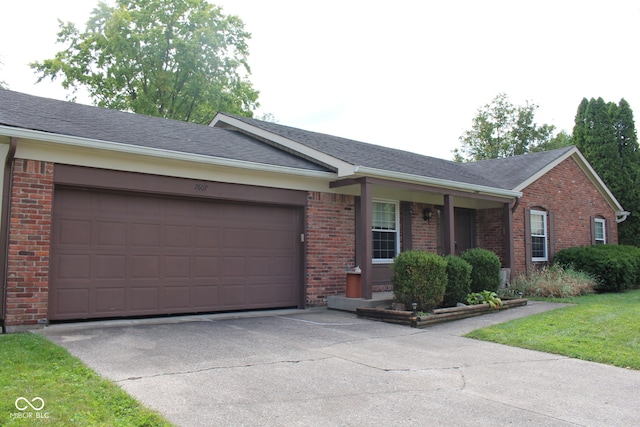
[454,208,475,255]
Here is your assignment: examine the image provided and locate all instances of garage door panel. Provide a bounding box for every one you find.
[194,285,219,308]
[50,187,302,320]
[95,288,126,315]
[96,255,126,279]
[131,255,160,278]
[164,256,191,278]
[222,256,247,277]
[131,223,162,246]
[58,219,92,245]
[54,288,90,317]
[56,254,92,279]
[96,221,127,246]
[193,226,220,248]
[130,287,159,311]
[164,225,191,247]
[193,257,219,277]
[163,286,191,310]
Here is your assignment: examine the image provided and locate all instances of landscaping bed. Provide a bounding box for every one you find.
[356,298,528,328]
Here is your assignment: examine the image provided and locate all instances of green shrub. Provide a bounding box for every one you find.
[554,245,640,292]
[392,250,448,312]
[460,248,501,293]
[442,255,472,307]
[511,265,596,298]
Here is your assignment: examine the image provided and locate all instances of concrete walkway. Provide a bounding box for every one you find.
[38,302,640,426]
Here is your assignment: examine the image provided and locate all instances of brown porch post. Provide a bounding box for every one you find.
[503,202,514,281]
[443,194,455,255]
[359,180,373,299]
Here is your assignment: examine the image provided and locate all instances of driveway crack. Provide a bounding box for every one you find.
[115,356,332,383]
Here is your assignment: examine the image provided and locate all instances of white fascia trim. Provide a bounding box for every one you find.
[356,166,522,199]
[211,115,357,177]
[0,125,336,180]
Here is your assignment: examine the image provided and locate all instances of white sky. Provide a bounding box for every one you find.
[1,0,639,160]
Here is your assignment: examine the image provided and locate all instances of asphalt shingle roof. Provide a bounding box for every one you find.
[0,90,576,192]
[0,90,329,172]
[217,114,512,189]
[458,146,576,190]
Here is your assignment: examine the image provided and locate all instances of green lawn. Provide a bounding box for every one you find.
[0,333,172,426]
[466,289,640,370]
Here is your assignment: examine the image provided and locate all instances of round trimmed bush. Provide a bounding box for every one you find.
[442,255,472,307]
[460,248,501,293]
[392,250,447,312]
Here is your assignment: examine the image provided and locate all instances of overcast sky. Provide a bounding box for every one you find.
[2,1,639,160]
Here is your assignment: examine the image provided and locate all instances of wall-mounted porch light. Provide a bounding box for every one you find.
[422,207,433,223]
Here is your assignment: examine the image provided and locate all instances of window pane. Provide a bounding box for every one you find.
[373,202,396,230]
[373,231,397,259]
[595,221,604,240]
[530,213,545,235]
[532,236,546,258]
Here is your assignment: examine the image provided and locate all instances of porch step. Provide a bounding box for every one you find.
[327,291,393,313]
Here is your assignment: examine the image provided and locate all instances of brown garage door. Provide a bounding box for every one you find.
[49,187,302,320]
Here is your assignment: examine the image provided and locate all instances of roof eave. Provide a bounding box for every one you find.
[0,125,335,179]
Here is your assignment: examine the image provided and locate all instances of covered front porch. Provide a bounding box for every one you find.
[329,176,520,300]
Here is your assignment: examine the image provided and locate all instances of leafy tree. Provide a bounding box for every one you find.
[454,93,559,162]
[531,130,573,153]
[573,97,640,246]
[31,0,259,123]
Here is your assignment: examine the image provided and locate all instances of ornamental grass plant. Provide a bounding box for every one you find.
[510,264,596,298]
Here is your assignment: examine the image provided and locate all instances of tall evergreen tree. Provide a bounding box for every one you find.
[573,97,640,246]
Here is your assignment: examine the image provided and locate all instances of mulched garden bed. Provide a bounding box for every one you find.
[356,298,528,328]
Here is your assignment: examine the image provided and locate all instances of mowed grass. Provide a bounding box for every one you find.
[0,333,172,426]
[466,290,640,370]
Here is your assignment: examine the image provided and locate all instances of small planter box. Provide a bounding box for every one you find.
[356,298,528,328]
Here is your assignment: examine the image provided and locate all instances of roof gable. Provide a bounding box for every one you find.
[459,146,625,213]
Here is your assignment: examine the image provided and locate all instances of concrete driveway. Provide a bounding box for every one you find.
[39,302,640,427]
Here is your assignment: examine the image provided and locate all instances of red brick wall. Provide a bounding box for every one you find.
[512,157,619,275]
[409,202,439,253]
[4,160,54,329]
[305,192,356,306]
[477,207,507,265]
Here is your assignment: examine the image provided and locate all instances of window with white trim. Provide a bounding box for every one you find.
[530,210,548,261]
[372,200,399,262]
[594,218,606,244]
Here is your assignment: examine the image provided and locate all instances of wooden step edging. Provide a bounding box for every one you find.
[356,298,528,328]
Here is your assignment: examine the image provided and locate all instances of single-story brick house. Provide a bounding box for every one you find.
[0,90,628,331]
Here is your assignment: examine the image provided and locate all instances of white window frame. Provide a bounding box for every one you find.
[595,218,606,244]
[530,209,548,262]
[372,199,399,264]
